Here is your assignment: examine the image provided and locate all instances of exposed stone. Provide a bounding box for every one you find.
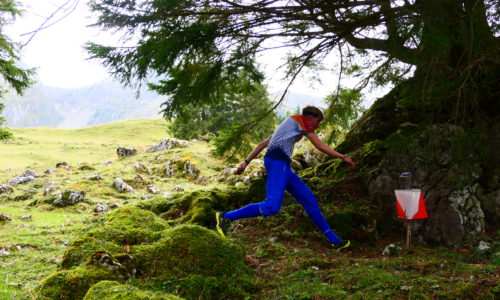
[21,214,32,220]
[116,147,137,158]
[84,174,103,181]
[43,182,56,196]
[147,184,160,194]
[113,178,135,193]
[0,184,13,194]
[78,163,95,170]
[21,169,37,177]
[8,175,35,186]
[133,162,152,175]
[182,160,200,178]
[95,202,109,213]
[147,138,188,152]
[103,160,113,165]
[0,214,11,223]
[164,161,175,177]
[382,244,402,256]
[133,174,145,183]
[44,169,58,175]
[141,194,149,200]
[56,162,70,169]
[172,185,184,192]
[477,241,490,251]
[194,175,209,185]
[53,190,86,207]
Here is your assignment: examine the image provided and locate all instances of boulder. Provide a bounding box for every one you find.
[56,162,70,169]
[0,214,11,223]
[95,202,109,213]
[147,184,160,194]
[83,281,183,300]
[164,161,175,177]
[8,175,35,186]
[43,182,56,196]
[21,169,38,177]
[116,147,137,158]
[113,178,135,193]
[181,160,200,178]
[53,190,86,207]
[133,163,152,175]
[78,163,95,170]
[147,138,188,153]
[0,184,13,194]
[84,174,103,181]
[172,185,184,192]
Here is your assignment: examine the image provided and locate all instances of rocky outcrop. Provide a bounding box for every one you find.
[147,138,188,152]
[113,178,135,193]
[53,190,86,207]
[8,175,35,186]
[0,184,13,194]
[116,147,137,158]
[364,124,490,246]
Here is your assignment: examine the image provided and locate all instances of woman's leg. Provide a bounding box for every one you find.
[224,158,290,221]
[286,172,342,244]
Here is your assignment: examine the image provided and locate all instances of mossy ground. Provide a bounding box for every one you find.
[1,119,498,299]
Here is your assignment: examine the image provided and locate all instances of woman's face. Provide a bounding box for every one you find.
[308,116,322,130]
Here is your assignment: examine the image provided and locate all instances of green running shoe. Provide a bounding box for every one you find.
[215,212,231,238]
[331,240,350,252]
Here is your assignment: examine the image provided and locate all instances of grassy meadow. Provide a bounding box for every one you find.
[0,119,498,299]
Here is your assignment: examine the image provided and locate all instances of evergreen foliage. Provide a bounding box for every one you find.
[0,0,35,139]
[86,0,498,129]
[167,71,277,158]
[322,88,364,145]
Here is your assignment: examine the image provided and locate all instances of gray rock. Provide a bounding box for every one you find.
[109,203,121,209]
[43,182,56,196]
[21,169,37,177]
[0,184,13,194]
[84,174,103,181]
[477,241,490,251]
[134,163,152,175]
[56,162,70,169]
[147,184,160,194]
[0,214,11,222]
[44,169,58,175]
[21,214,32,220]
[103,160,113,165]
[94,202,109,213]
[147,138,188,152]
[116,147,137,158]
[53,190,85,207]
[141,194,149,200]
[182,161,200,178]
[8,176,35,186]
[194,175,209,185]
[172,185,184,192]
[382,244,402,256]
[164,161,175,177]
[113,178,135,193]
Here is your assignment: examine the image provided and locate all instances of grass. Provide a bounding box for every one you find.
[0,119,498,299]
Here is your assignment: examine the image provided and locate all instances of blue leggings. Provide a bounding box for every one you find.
[224,157,341,244]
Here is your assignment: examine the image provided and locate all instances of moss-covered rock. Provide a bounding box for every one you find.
[37,264,127,300]
[134,224,255,298]
[83,281,184,300]
[62,206,169,268]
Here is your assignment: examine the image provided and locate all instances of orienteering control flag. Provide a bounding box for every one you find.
[394,189,428,219]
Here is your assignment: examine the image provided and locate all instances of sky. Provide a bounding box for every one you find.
[6,0,383,105]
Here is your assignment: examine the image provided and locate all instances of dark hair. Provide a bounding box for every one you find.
[302,106,324,121]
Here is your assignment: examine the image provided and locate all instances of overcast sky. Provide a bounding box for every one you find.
[7,0,376,103]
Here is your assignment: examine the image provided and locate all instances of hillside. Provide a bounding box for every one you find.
[0,120,498,299]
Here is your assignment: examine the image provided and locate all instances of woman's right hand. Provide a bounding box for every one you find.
[235,162,248,175]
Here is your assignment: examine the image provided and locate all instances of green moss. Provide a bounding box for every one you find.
[134,224,255,298]
[83,281,183,300]
[37,265,127,300]
[61,206,169,268]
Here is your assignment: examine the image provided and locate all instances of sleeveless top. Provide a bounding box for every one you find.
[265,115,314,163]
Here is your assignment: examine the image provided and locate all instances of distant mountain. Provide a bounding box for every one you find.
[1,80,165,128]
[1,80,325,128]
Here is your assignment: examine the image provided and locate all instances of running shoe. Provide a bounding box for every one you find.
[215,211,231,238]
[331,240,350,252]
